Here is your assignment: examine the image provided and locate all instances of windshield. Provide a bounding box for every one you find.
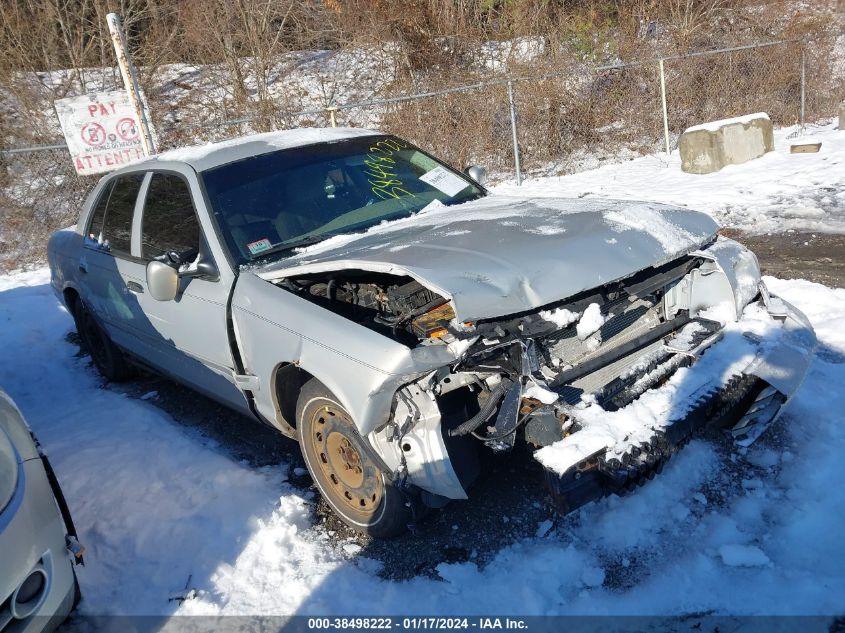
[201,135,485,265]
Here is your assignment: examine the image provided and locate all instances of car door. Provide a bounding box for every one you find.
[78,172,158,362]
[132,168,250,414]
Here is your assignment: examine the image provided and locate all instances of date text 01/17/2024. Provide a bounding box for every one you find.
[306,617,528,630]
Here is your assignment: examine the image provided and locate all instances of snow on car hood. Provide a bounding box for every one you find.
[257,196,718,321]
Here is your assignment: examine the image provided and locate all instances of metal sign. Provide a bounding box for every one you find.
[54,91,148,176]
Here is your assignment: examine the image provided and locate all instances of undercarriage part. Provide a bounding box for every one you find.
[479,380,523,451]
[524,408,569,448]
[447,379,511,437]
[544,374,778,516]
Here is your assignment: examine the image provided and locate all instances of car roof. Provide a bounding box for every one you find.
[122,127,382,174]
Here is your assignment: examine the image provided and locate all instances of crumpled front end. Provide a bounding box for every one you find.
[368,236,815,512]
[536,288,815,515]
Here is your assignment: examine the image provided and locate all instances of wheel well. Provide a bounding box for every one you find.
[63,287,79,314]
[273,363,314,435]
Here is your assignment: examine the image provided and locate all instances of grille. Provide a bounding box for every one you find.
[545,295,662,368]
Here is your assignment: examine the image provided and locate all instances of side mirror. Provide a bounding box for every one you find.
[146,260,179,302]
[464,165,487,186]
[192,259,219,280]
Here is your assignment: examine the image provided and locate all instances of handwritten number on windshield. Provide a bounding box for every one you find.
[364,139,415,200]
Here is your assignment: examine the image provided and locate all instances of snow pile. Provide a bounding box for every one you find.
[684,112,770,134]
[495,120,845,234]
[575,303,607,341]
[538,306,580,328]
[1,269,844,617]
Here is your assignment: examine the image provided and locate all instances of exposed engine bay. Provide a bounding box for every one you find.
[278,273,456,346]
[273,239,815,516]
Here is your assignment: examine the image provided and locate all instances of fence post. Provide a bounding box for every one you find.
[658,59,671,156]
[326,106,338,128]
[507,80,522,186]
[800,44,806,131]
[106,13,157,156]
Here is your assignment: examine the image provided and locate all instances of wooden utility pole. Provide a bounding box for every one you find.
[107,13,157,156]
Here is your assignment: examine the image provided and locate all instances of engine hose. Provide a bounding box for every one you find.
[448,380,512,437]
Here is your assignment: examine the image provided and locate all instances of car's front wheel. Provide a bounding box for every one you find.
[296,379,410,538]
[72,296,134,382]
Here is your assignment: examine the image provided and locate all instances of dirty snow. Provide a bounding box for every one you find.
[495,120,845,234]
[1,269,844,618]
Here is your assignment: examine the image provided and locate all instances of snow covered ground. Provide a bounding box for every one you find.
[1,122,843,621]
[1,269,844,619]
[495,120,845,235]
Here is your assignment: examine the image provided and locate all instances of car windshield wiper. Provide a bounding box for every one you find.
[253,233,337,259]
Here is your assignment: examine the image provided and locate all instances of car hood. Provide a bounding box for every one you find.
[257,196,719,321]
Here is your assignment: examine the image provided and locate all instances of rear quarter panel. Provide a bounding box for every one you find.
[47,177,109,308]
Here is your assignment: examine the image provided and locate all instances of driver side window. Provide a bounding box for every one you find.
[141,173,200,262]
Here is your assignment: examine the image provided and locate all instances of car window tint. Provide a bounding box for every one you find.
[102,174,143,256]
[86,181,113,242]
[141,173,200,261]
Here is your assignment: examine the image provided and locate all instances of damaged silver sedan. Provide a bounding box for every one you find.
[48,128,816,537]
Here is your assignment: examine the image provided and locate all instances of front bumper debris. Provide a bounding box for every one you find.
[537,292,816,517]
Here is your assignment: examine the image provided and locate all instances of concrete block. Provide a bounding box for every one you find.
[679,113,774,175]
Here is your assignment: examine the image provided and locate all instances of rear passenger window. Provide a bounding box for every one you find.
[141,173,200,261]
[101,174,143,256]
[86,181,113,242]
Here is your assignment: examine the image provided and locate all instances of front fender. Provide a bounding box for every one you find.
[231,273,459,436]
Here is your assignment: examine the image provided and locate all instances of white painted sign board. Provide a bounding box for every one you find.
[54,91,148,175]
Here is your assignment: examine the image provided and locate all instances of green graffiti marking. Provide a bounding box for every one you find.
[364,139,415,200]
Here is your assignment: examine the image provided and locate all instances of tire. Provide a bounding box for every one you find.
[72,296,134,382]
[296,379,410,538]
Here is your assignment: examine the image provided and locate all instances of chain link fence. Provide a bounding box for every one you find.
[2,36,842,270]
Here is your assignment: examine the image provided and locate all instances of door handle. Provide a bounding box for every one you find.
[126,281,144,294]
[78,263,88,274]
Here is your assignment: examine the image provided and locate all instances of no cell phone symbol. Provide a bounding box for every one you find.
[81,122,107,147]
[116,118,139,141]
